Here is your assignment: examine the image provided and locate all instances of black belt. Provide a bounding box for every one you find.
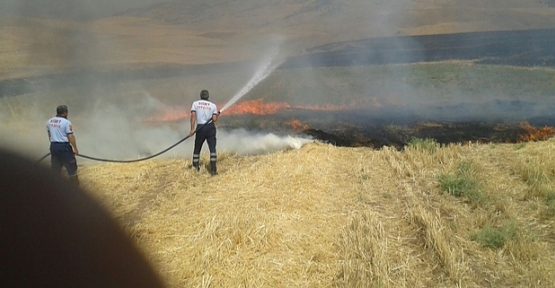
[51,142,69,144]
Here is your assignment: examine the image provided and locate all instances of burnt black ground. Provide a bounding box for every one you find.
[282,28,555,68]
[220,99,555,149]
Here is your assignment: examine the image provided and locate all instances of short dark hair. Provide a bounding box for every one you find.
[56,105,68,115]
[200,90,209,100]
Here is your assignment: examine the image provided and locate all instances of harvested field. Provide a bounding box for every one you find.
[79,139,555,287]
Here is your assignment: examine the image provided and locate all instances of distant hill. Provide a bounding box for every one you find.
[4,0,555,39]
[121,0,555,40]
[0,0,169,20]
[2,0,555,79]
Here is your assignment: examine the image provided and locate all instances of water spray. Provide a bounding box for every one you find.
[220,53,284,113]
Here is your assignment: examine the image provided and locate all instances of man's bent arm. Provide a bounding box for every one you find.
[68,134,78,155]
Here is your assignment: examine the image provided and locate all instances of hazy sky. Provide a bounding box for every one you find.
[0,0,170,19]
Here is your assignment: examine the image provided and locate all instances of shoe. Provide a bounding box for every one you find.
[191,164,200,172]
[210,162,217,176]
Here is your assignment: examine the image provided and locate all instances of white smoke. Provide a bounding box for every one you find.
[0,87,313,164]
[75,126,313,163]
[217,129,313,155]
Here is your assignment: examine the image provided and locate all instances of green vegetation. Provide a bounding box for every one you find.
[439,161,488,205]
[406,137,439,153]
[545,190,555,218]
[514,142,527,150]
[471,220,520,249]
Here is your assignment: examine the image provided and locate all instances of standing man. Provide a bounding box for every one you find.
[189,89,219,175]
[46,105,79,185]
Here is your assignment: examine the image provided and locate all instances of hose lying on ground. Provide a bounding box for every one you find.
[36,120,213,164]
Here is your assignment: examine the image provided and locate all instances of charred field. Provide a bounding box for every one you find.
[220,100,555,149]
[263,28,555,148]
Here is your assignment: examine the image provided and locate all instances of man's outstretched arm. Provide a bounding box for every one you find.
[189,111,197,136]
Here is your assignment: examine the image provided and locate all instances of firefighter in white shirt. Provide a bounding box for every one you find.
[46,105,79,185]
[189,90,219,175]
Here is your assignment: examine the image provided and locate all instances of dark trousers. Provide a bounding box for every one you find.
[50,142,77,176]
[192,123,217,168]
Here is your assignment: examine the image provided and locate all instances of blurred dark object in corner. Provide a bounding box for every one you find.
[0,149,166,288]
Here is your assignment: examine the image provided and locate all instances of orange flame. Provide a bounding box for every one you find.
[288,118,310,131]
[517,122,555,142]
[223,99,291,115]
[145,98,384,123]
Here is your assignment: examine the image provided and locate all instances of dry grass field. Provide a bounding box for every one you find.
[76,139,555,287]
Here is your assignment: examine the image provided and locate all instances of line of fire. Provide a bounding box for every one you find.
[144,98,555,149]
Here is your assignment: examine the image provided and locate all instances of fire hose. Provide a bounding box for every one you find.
[36,119,215,164]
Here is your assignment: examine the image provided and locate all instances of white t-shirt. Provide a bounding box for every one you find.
[191,100,218,124]
[46,116,73,142]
